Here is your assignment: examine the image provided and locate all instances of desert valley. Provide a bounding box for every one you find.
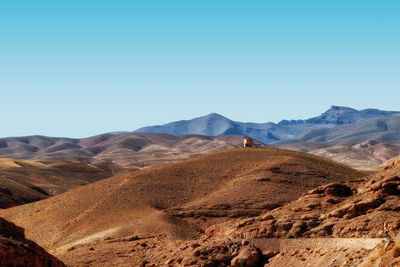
[3,0,399,265]
[2,106,400,266]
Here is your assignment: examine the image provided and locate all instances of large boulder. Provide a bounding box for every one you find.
[308,183,352,197]
[231,245,261,267]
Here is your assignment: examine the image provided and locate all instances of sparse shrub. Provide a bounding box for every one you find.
[287,234,294,239]
[370,249,385,262]
[392,245,400,258]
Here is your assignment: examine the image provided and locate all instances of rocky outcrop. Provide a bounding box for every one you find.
[307,183,353,197]
[0,217,65,267]
[154,239,264,267]
[229,158,400,241]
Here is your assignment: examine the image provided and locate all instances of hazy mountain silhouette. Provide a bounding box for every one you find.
[280,114,400,145]
[135,106,399,143]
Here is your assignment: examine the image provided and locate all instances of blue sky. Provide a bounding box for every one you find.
[1,0,399,137]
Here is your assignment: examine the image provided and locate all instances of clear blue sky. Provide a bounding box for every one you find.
[1,0,399,138]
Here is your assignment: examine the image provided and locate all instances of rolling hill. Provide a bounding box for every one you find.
[0,148,363,266]
[0,134,260,209]
[0,133,252,168]
[275,140,400,170]
[1,132,398,172]
[0,158,121,208]
[2,106,400,172]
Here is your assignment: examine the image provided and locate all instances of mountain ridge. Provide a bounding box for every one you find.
[279,113,400,145]
[1,106,400,171]
[135,106,400,143]
[0,148,363,266]
[0,133,254,168]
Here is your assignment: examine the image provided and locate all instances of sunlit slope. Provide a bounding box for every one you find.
[0,158,119,208]
[0,133,249,168]
[0,148,363,259]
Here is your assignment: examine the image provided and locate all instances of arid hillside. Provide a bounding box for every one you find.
[0,133,253,168]
[0,133,246,209]
[0,148,362,266]
[231,157,400,239]
[222,157,400,266]
[1,133,399,171]
[275,140,400,170]
[0,158,124,208]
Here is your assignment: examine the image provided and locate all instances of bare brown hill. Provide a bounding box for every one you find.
[2,133,399,171]
[219,157,400,266]
[0,133,248,209]
[275,140,400,170]
[0,148,363,266]
[0,133,253,169]
[231,179,389,240]
[0,216,65,266]
[0,158,123,208]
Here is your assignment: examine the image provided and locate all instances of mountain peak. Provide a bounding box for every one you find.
[135,106,399,143]
[326,105,356,112]
[203,113,226,119]
[303,105,399,125]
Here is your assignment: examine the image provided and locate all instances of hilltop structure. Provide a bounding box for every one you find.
[243,137,253,148]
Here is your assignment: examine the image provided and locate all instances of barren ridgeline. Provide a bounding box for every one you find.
[2,0,399,264]
[1,148,367,266]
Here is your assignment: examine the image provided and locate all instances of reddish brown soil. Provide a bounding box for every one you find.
[0,133,252,169]
[0,148,363,266]
[232,157,400,240]
[0,158,125,208]
[0,217,65,267]
[219,157,400,266]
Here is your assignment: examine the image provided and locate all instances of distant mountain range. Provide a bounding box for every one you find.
[135,106,400,144]
[1,106,400,170]
[278,113,400,144]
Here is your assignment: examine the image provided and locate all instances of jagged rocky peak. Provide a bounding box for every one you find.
[327,105,356,111]
[306,106,357,125]
[278,106,357,125]
[305,105,398,125]
[135,106,400,144]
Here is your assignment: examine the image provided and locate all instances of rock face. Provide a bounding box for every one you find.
[231,157,400,240]
[0,217,65,267]
[159,239,262,267]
